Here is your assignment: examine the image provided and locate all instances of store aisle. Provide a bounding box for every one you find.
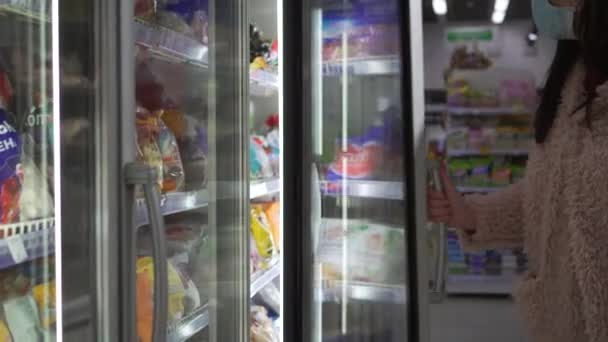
[430,297,529,342]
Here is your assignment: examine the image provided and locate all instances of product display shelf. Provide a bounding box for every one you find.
[167,303,210,342]
[448,148,529,157]
[167,261,281,341]
[320,180,404,200]
[323,56,400,76]
[0,0,49,21]
[0,218,55,270]
[250,178,281,199]
[456,186,503,193]
[135,18,209,68]
[250,69,279,97]
[135,189,210,227]
[446,272,518,295]
[250,260,281,298]
[447,106,531,116]
[319,280,407,304]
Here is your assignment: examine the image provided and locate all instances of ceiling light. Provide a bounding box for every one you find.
[528,32,538,41]
[492,10,506,24]
[494,0,510,12]
[433,0,448,16]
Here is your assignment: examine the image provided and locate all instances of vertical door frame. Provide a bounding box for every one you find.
[282,0,310,341]
[399,0,431,341]
[208,0,251,341]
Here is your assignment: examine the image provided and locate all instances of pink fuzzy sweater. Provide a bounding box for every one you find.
[460,62,608,342]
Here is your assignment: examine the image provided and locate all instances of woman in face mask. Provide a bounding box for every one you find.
[428,1,608,341]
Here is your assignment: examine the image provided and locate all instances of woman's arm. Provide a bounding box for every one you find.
[458,181,526,251]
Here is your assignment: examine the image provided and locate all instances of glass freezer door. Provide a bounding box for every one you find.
[125,1,250,342]
[300,0,430,341]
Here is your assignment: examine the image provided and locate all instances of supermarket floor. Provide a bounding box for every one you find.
[430,297,529,342]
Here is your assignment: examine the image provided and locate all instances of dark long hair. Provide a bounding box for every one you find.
[535,0,608,143]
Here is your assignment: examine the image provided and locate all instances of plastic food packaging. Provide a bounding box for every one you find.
[0,109,21,224]
[251,306,279,342]
[0,319,11,342]
[326,136,381,181]
[250,207,277,260]
[256,283,280,315]
[136,106,164,190]
[447,128,468,150]
[19,158,54,221]
[3,296,41,341]
[32,281,55,329]
[468,158,492,186]
[134,0,154,17]
[250,136,273,180]
[155,111,185,192]
[316,219,405,284]
[448,159,470,186]
[262,202,280,251]
[136,257,187,342]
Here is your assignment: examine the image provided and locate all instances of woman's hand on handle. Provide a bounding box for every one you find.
[428,163,477,231]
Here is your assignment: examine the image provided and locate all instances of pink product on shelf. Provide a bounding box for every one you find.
[499,80,538,110]
[322,23,400,61]
[326,137,381,181]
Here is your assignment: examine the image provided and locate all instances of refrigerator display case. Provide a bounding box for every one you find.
[283,0,433,341]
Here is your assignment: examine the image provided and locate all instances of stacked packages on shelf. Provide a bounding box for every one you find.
[0,260,55,341]
[250,201,280,276]
[250,114,280,181]
[322,0,400,61]
[323,99,403,189]
[135,0,209,45]
[316,219,405,285]
[135,63,208,194]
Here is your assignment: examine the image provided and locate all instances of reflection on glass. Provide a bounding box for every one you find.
[0,1,57,341]
[133,1,212,341]
[310,0,408,341]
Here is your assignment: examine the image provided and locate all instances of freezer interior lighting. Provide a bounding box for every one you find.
[494,0,510,12]
[432,0,447,16]
[492,10,506,24]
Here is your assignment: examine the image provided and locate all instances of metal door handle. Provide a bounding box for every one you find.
[125,162,169,342]
[429,168,448,304]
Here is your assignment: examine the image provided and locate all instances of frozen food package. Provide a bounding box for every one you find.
[160,108,187,140]
[250,207,277,260]
[0,70,13,109]
[190,10,209,44]
[256,283,280,315]
[135,106,163,190]
[136,257,187,342]
[135,0,154,17]
[31,281,55,329]
[262,202,280,251]
[250,136,273,180]
[316,219,405,284]
[19,158,54,221]
[136,258,154,342]
[251,306,279,342]
[155,10,194,36]
[0,319,11,342]
[448,158,470,186]
[0,109,21,224]
[250,237,263,275]
[3,296,41,341]
[155,111,185,192]
[468,158,492,187]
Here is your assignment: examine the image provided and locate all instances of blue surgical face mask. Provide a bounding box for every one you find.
[532,0,576,40]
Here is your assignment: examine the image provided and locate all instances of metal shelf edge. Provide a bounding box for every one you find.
[250,261,281,298]
[250,178,281,199]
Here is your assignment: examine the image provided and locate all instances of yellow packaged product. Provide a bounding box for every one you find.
[262,202,280,252]
[0,320,11,342]
[250,207,277,259]
[32,281,56,329]
[136,257,186,342]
